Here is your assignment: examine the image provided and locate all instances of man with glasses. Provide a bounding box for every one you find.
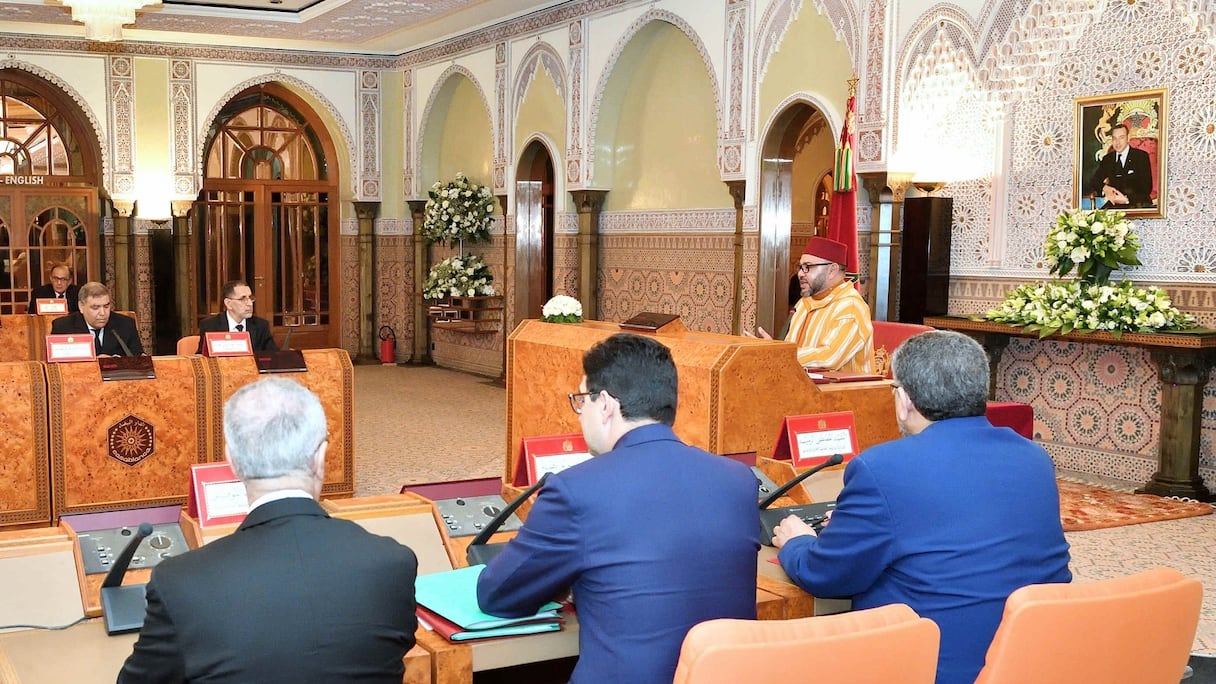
[27,263,79,313]
[119,377,419,683]
[771,331,1070,684]
[196,279,278,354]
[477,333,759,683]
[751,236,874,372]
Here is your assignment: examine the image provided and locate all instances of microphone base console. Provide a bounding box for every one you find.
[435,495,523,538]
[79,523,189,575]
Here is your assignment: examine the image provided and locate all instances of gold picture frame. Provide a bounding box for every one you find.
[1073,88,1167,219]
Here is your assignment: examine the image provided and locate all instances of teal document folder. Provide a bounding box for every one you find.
[415,564,562,633]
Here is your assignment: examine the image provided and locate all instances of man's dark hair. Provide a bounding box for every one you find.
[890,330,988,422]
[582,333,678,425]
[1111,123,1129,136]
[222,280,250,300]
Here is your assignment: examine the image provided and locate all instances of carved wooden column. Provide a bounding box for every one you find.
[171,200,194,336]
[569,190,607,321]
[1141,350,1215,500]
[354,202,379,362]
[725,180,746,334]
[858,172,913,322]
[111,199,135,310]
[496,193,510,383]
[406,200,432,365]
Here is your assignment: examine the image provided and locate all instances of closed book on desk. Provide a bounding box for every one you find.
[417,604,562,642]
[415,564,562,633]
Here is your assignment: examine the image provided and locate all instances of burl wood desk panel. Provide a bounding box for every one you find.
[505,320,899,480]
[207,349,355,498]
[48,356,216,517]
[0,316,41,363]
[0,362,50,529]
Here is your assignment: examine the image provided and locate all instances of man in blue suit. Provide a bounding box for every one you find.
[477,333,760,683]
[773,330,1071,684]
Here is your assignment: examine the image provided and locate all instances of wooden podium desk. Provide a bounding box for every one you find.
[47,355,217,519]
[0,315,41,363]
[0,361,52,530]
[208,349,355,498]
[505,320,899,483]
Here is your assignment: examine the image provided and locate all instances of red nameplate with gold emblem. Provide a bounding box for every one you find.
[204,331,253,357]
[772,411,859,468]
[188,462,249,527]
[516,433,593,486]
[34,298,70,315]
[45,333,97,362]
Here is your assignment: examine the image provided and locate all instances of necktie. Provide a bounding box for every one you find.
[92,328,101,354]
[1119,152,1125,168]
[236,323,245,332]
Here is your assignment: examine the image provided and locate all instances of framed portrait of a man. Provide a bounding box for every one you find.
[1073,88,1167,218]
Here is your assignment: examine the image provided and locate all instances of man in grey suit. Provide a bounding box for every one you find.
[118,377,418,683]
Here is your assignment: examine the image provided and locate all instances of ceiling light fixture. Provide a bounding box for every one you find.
[61,0,162,42]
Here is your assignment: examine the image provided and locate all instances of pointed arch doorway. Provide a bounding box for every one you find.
[196,84,340,349]
[513,139,556,321]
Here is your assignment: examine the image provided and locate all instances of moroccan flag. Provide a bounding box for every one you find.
[827,94,859,278]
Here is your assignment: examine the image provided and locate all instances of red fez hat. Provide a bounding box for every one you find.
[802,237,847,266]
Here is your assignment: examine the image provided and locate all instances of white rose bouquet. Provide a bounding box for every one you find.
[423,255,496,300]
[1044,209,1140,285]
[541,295,583,323]
[420,172,495,247]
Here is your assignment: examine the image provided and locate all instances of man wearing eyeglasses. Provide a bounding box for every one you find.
[50,281,144,356]
[196,279,278,354]
[477,333,760,683]
[118,377,418,683]
[771,331,1070,684]
[26,263,79,313]
[750,236,874,372]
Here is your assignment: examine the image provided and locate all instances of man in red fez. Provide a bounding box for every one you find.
[751,237,874,372]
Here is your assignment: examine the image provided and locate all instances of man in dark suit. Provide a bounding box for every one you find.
[1086,123,1153,208]
[477,333,759,683]
[196,279,278,354]
[50,281,143,356]
[26,263,79,314]
[118,377,419,683]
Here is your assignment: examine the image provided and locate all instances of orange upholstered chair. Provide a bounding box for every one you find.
[974,567,1202,684]
[872,321,933,378]
[176,335,200,355]
[672,603,939,684]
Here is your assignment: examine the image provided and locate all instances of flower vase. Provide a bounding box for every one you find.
[1082,262,1114,286]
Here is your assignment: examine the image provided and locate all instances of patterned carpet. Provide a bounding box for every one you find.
[1059,480,1215,531]
[351,364,1215,656]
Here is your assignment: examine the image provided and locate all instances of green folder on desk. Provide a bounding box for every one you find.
[415,565,563,641]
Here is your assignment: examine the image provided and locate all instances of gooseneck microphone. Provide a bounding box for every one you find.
[101,522,153,589]
[100,522,154,635]
[466,473,551,566]
[758,453,844,510]
[758,454,845,547]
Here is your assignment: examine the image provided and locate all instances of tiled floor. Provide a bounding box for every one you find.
[353,364,1216,656]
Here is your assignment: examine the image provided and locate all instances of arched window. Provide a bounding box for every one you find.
[0,70,100,313]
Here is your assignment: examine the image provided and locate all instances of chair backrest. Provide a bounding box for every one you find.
[872,321,933,378]
[673,603,939,684]
[177,335,200,356]
[974,567,1202,684]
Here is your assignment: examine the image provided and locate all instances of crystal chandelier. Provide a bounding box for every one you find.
[61,0,162,42]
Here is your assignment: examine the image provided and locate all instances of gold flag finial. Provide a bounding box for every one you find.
[846,76,859,98]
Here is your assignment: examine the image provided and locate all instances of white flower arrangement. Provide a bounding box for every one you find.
[541,295,583,323]
[1044,209,1141,284]
[420,172,496,247]
[985,210,1195,337]
[986,280,1195,337]
[423,255,496,300]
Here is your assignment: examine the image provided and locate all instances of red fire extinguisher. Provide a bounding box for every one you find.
[378,326,396,365]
